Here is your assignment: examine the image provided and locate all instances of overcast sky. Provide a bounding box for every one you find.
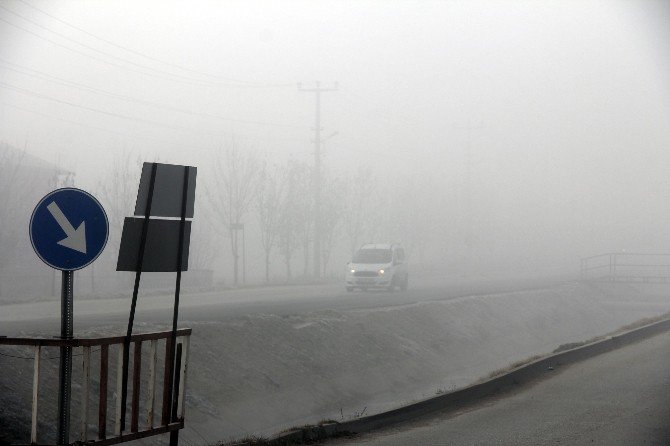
[1,0,669,271]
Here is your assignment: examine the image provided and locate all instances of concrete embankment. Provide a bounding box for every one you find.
[2,281,669,444]
[181,281,670,442]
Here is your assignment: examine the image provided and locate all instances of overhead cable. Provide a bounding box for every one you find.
[18,0,291,87]
[0,58,303,128]
[0,80,241,139]
[0,7,291,89]
[1,101,216,153]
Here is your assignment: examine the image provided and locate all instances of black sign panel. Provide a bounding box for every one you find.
[116,217,191,272]
[134,163,197,218]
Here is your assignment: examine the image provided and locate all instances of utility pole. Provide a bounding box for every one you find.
[298,81,338,278]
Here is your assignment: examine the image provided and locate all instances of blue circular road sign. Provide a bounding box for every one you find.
[30,188,109,271]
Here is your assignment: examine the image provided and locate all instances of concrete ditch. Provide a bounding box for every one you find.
[3,281,670,444]
[251,315,670,446]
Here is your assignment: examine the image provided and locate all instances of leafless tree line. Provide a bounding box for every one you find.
[94,143,446,286]
[0,141,445,294]
[200,144,442,285]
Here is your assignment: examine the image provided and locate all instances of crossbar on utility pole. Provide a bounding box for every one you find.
[298,81,338,278]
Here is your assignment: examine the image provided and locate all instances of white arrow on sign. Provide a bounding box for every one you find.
[47,201,87,254]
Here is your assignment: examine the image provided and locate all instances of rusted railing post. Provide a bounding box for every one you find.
[115,345,124,435]
[0,329,190,443]
[131,340,142,432]
[170,343,183,446]
[147,339,157,428]
[162,337,174,425]
[178,336,190,419]
[31,345,41,444]
[81,346,91,441]
[99,344,109,440]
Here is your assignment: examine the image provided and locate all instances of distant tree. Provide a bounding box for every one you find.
[98,151,143,261]
[0,142,43,298]
[342,167,375,257]
[255,161,286,282]
[188,213,218,272]
[296,163,313,276]
[205,145,261,285]
[276,160,309,280]
[381,175,441,263]
[0,143,27,296]
[320,173,344,276]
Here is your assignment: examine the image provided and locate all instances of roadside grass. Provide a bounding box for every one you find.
[216,436,270,446]
[279,419,340,435]
[553,311,670,354]
[484,311,670,381]
[219,419,353,446]
[483,355,543,381]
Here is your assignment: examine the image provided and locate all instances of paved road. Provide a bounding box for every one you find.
[325,330,670,446]
[0,275,563,334]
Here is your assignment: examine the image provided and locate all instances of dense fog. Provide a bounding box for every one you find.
[1,0,669,289]
[4,2,670,444]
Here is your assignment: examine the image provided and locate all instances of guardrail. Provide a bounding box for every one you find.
[0,328,191,445]
[581,253,670,282]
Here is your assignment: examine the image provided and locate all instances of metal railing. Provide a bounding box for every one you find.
[581,253,670,282]
[0,329,191,445]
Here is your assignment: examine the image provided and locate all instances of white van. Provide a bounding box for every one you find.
[345,243,408,292]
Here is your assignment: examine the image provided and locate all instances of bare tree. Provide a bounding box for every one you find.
[0,142,44,299]
[276,160,308,280]
[320,173,344,277]
[188,212,218,275]
[379,175,441,263]
[0,143,27,297]
[205,145,260,285]
[255,161,286,282]
[296,162,313,276]
[97,151,143,261]
[342,166,375,257]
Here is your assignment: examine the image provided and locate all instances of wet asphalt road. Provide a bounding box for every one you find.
[0,275,564,335]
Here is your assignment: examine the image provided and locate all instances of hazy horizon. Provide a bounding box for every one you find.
[2,0,670,281]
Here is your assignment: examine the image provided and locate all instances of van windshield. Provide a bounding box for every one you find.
[352,249,392,264]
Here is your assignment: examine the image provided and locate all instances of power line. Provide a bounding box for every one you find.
[0,80,246,141]
[0,3,288,88]
[0,15,212,88]
[0,8,290,90]
[0,58,303,129]
[18,0,292,88]
[0,5,232,87]
[1,101,216,153]
[340,89,418,128]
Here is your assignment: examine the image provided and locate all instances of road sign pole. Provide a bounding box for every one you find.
[30,188,108,445]
[169,165,190,446]
[57,270,74,445]
[121,162,158,432]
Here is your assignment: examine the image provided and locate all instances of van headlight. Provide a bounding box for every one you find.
[379,269,385,275]
[350,269,356,274]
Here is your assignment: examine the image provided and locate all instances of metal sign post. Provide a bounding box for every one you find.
[29,188,108,445]
[117,162,196,444]
[119,162,157,433]
[57,270,74,444]
[169,166,190,446]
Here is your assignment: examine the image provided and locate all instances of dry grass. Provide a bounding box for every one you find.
[483,354,543,381]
